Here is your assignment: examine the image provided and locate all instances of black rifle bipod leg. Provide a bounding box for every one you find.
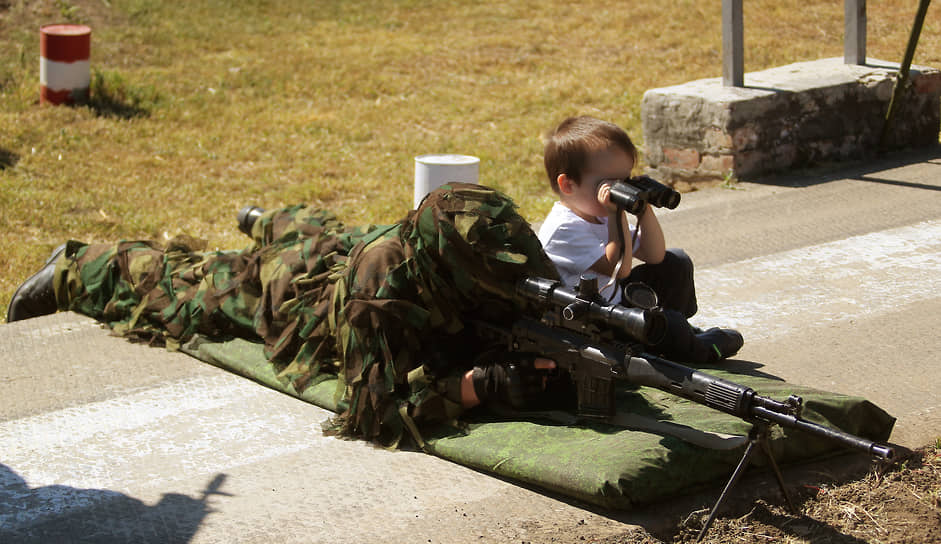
[696,431,760,542]
[758,430,797,513]
[696,423,793,542]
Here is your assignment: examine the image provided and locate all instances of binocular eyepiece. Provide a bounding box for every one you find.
[236,205,265,236]
[609,176,681,215]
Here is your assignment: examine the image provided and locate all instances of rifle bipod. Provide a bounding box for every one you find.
[696,422,796,542]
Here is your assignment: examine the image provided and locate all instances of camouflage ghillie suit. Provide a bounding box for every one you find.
[53,183,558,446]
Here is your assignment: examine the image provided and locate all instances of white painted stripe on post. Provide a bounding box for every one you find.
[690,219,941,340]
[39,57,90,90]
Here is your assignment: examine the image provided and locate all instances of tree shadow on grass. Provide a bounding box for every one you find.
[0,148,19,170]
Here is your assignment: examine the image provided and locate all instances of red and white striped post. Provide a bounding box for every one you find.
[40,24,91,105]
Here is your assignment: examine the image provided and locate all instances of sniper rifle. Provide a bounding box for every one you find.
[473,275,894,541]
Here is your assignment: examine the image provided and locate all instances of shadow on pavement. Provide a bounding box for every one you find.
[0,464,230,544]
[743,144,941,189]
[853,173,941,192]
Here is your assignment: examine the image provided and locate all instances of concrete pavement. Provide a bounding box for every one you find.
[0,313,630,543]
[1,146,939,542]
[660,147,941,448]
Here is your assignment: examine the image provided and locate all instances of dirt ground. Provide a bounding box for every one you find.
[585,442,941,544]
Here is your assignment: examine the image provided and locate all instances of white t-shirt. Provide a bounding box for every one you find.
[537,202,638,305]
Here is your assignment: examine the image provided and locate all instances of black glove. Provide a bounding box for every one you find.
[471,357,552,410]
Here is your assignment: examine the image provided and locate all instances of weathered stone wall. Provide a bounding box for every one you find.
[641,58,941,182]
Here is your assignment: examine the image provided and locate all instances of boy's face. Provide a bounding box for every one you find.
[560,147,634,221]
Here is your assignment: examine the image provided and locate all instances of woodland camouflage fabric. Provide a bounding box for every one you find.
[52,183,558,446]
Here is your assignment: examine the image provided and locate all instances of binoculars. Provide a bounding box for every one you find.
[608,176,681,215]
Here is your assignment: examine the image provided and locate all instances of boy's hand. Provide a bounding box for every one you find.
[596,182,619,214]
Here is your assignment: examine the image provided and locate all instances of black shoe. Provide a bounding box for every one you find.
[697,328,744,362]
[6,244,67,322]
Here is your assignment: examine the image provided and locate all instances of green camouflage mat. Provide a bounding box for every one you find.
[181,336,895,510]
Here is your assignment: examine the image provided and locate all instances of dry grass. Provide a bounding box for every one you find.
[680,442,941,543]
[2,0,940,318]
[589,441,941,543]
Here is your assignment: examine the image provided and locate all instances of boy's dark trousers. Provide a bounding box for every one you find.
[622,248,698,318]
[619,248,716,364]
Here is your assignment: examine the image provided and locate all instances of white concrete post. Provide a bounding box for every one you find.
[413,154,480,209]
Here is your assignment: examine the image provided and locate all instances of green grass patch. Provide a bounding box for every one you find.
[88,68,162,118]
[1,0,940,319]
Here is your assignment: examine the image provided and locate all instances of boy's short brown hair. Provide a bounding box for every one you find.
[544,116,638,194]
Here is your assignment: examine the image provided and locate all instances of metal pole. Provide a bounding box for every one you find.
[722,0,744,87]
[844,0,867,65]
[879,0,933,150]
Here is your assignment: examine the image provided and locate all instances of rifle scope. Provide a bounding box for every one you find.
[517,277,667,346]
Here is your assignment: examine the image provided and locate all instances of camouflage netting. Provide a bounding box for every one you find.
[54,183,556,447]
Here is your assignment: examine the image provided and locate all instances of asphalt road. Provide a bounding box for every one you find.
[1,146,939,543]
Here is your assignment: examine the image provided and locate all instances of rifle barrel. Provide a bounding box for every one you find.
[751,406,894,460]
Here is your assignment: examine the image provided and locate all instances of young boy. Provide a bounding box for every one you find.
[537,116,742,364]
